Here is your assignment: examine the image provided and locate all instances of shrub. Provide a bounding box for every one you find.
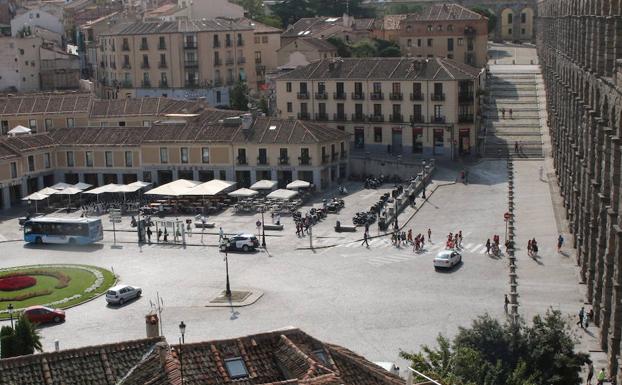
[0,290,52,302]
[0,270,70,289]
[0,276,36,291]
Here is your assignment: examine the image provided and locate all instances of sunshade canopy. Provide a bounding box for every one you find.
[266,189,299,200]
[8,125,31,135]
[250,179,277,190]
[22,192,50,201]
[83,183,121,195]
[73,182,93,190]
[228,188,259,198]
[50,182,73,190]
[183,179,236,196]
[54,187,83,195]
[145,179,201,196]
[286,180,311,189]
[37,187,59,195]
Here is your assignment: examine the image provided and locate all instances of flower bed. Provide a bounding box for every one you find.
[0,276,36,291]
[0,290,52,302]
[0,270,70,289]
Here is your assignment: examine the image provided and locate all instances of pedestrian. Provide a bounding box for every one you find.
[163,229,168,242]
[401,231,407,245]
[407,229,413,244]
[597,368,606,385]
[587,361,594,385]
[527,239,532,256]
[589,308,595,321]
[458,230,463,247]
[501,107,506,119]
[532,238,538,256]
[486,239,491,255]
[428,228,432,242]
[584,310,590,328]
[557,234,564,252]
[146,226,152,244]
[515,141,519,153]
[157,228,162,242]
[219,227,224,242]
[578,307,585,328]
[509,108,513,119]
[420,234,425,250]
[362,231,369,247]
[504,294,509,313]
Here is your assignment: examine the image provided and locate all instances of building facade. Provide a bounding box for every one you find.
[97,19,258,104]
[396,3,488,68]
[275,57,483,159]
[277,37,338,68]
[537,0,622,380]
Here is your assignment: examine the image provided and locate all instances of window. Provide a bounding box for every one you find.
[434,83,443,95]
[180,147,189,164]
[254,36,260,44]
[458,38,463,46]
[286,102,292,113]
[258,148,267,164]
[125,151,133,167]
[374,127,382,143]
[317,81,325,94]
[225,358,248,379]
[372,82,381,93]
[521,28,526,35]
[28,155,34,172]
[508,13,513,23]
[140,37,148,50]
[202,147,210,163]
[314,350,328,365]
[159,36,166,49]
[447,24,453,31]
[286,82,292,92]
[392,82,400,94]
[10,162,17,178]
[1,120,8,135]
[216,91,221,104]
[254,51,262,64]
[219,170,226,180]
[447,38,454,51]
[417,39,422,47]
[44,153,50,169]
[119,121,126,127]
[44,118,52,130]
[66,151,75,167]
[437,25,442,31]
[262,36,268,43]
[508,28,513,35]
[299,82,308,94]
[105,151,113,167]
[373,104,382,116]
[521,13,527,23]
[407,39,412,47]
[434,105,443,118]
[427,38,433,47]
[160,147,168,163]
[85,151,93,167]
[427,25,432,32]
[28,119,37,131]
[67,118,75,128]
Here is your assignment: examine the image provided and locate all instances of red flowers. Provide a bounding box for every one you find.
[0,276,37,291]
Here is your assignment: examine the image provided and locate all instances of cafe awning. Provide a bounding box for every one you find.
[250,179,277,190]
[266,189,298,200]
[50,182,74,190]
[286,180,311,189]
[228,188,259,198]
[22,192,50,201]
[83,183,121,195]
[37,187,59,195]
[183,179,236,196]
[145,179,201,196]
[73,182,93,190]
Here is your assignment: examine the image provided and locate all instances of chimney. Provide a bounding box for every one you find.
[156,342,168,366]
[241,113,253,130]
[342,13,353,28]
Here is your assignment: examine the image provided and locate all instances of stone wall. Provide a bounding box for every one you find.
[536,0,622,380]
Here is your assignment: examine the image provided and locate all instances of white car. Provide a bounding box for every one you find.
[220,233,259,252]
[106,285,142,305]
[433,250,462,269]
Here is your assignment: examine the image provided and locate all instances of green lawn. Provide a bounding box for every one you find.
[0,265,116,317]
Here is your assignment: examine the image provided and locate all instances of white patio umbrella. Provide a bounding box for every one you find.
[250,179,277,190]
[228,188,259,198]
[286,180,311,189]
[146,179,201,196]
[22,192,49,213]
[55,186,82,208]
[37,187,59,195]
[184,179,236,196]
[266,189,298,200]
[51,182,73,190]
[73,182,93,191]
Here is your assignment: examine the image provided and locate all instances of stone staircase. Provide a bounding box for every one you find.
[482,70,544,158]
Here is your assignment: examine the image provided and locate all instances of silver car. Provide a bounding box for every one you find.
[433,250,462,269]
[106,284,142,305]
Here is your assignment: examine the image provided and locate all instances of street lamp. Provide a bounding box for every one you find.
[260,208,266,248]
[178,321,186,385]
[7,303,14,328]
[224,241,232,298]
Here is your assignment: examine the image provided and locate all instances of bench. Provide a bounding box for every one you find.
[194,222,216,229]
[335,225,357,232]
[263,224,284,231]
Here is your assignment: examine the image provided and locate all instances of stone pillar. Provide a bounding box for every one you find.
[172,169,179,180]
[600,209,618,349]
[608,228,622,377]
[97,173,104,186]
[37,175,44,190]
[20,178,28,199]
[313,169,321,191]
[192,169,199,181]
[1,187,11,210]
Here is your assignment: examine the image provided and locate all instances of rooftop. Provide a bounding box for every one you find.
[102,19,253,36]
[279,37,336,52]
[0,93,92,116]
[277,57,482,81]
[406,3,485,22]
[282,16,373,38]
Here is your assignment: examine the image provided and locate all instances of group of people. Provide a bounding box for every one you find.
[527,238,539,257]
[445,231,463,250]
[485,235,502,256]
[500,107,514,119]
[295,215,313,236]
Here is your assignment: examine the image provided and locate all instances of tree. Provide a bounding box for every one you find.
[400,310,589,385]
[258,96,269,114]
[14,314,41,356]
[327,37,351,57]
[271,0,314,27]
[230,81,250,111]
[0,325,16,359]
[351,39,377,57]
[386,3,422,15]
[231,0,264,18]
[471,6,496,34]
[256,14,283,29]
[375,38,401,57]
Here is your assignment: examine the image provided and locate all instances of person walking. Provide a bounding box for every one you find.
[407,229,413,244]
[486,239,491,255]
[458,230,463,247]
[578,307,585,329]
[362,231,370,248]
[504,294,509,313]
[515,141,519,154]
[532,238,538,256]
[527,239,532,257]
[557,234,564,252]
[586,361,594,385]
[509,108,513,119]
[501,107,506,119]
[146,226,152,244]
[597,367,606,385]
[427,228,432,243]
[584,310,590,328]
[219,227,224,242]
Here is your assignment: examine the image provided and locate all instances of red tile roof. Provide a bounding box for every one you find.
[0,93,92,116]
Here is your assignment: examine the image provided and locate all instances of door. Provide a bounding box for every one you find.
[433,129,444,155]
[354,127,365,149]
[391,128,402,154]
[459,128,471,155]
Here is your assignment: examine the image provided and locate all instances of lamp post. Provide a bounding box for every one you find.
[224,241,231,297]
[260,208,266,248]
[178,321,186,385]
[8,303,14,328]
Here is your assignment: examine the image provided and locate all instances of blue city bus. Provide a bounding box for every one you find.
[24,217,104,245]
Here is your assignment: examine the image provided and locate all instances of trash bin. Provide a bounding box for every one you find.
[145,313,159,337]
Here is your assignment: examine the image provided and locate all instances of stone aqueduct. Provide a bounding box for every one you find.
[537,0,622,379]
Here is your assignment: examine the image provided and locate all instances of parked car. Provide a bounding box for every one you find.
[433,250,462,270]
[106,285,142,305]
[220,234,259,252]
[23,305,65,324]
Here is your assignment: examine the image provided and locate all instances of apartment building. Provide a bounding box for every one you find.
[275,57,483,159]
[281,15,375,48]
[0,112,349,208]
[97,19,257,104]
[397,4,488,68]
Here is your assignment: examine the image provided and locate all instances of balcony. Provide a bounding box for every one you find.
[158,61,167,69]
[298,156,311,166]
[333,92,346,100]
[389,92,403,101]
[237,57,246,64]
[159,81,168,88]
[237,39,244,46]
[431,93,445,101]
[237,156,248,165]
[214,58,222,66]
[279,156,289,165]
[213,78,222,87]
[410,93,424,101]
[297,92,310,100]
[321,154,329,164]
[315,92,328,100]
[297,112,310,120]
[410,115,424,124]
[340,151,347,160]
[122,63,131,69]
[458,114,474,123]
[184,41,197,49]
[351,113,365,122]
[141,80,151,88]
[315,112,329,121]
[225,58,234,65]
[158,44,166,50]
[140,44,148,51]
[226,78,235,85]
[368,114,384,122]
[389,113,403,123]
[331,152,339,161]
[257,156,269,166]
[120,80,132,88]
[351,92,364,100]
[122,44,130,51]
[185,81,199,88]
[184,60,199,68]
[213,41,220,48]
[370,92,384,100]
[431,116,446,124]
[333,113,347,121]
[459,93,474,103]
[225,40,232,48]
[141,62,150,69]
